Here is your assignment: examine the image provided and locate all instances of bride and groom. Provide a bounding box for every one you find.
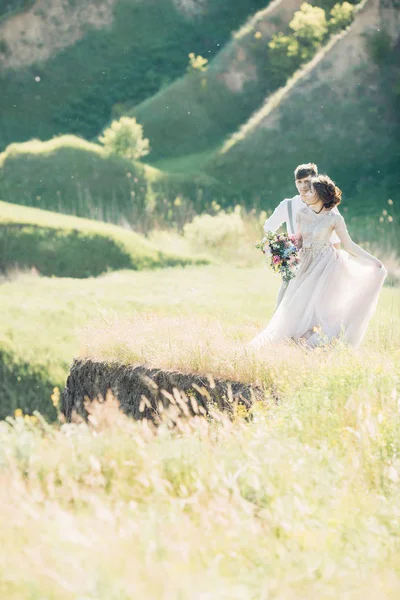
[251,163,386,349]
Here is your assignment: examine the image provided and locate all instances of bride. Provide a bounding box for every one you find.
[251,175,387,349]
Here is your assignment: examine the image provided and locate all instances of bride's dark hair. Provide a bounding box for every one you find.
[311,175,342,210]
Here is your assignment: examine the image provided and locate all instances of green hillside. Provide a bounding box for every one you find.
[0,200,209,277]
[0,1,34,20]
[0,135,227,228]
[0,0,267,149]
[207,0,400,219]
[130,0,360,163]
[129,0,291,163]
[0,0,397,231]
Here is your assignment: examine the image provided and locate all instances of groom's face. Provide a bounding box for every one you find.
[295,176,312,199]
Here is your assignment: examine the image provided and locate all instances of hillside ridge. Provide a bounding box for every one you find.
[130,0,301,161]
[207,0,400,215]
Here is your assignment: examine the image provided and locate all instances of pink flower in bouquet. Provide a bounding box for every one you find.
[273,255,281,265]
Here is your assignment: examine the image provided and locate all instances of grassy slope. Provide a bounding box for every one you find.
[0,135,228,227]
[0,0,267,149]
[130,0,360,164]
[207,0,400,217]
[0,0,34,20]
[0,264,398,418]
[130,0,290,163]
[2,1,379,227]
[1,1,397,233]
[0,200,209,278]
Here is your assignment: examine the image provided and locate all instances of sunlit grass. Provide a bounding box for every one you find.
[1,246,400,596]
[0,135,104,161]
[0,200,209,280]
[0,343,399,597]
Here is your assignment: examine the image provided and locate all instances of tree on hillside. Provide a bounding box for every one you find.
[328,2,355,34]
[267,2,354,86]
[187,52,208,74]
[289,3,328,61]
[98,117,150,161]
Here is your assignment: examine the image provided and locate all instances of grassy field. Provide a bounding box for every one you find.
[1,254,399,408]
[0,200,209,277]
[0,261,399,597]
[1,2,399,594]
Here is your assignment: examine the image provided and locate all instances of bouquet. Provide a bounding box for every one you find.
[255,231,300,282]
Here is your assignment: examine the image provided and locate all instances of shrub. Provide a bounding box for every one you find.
[0,345,57,421]
[268,3,328,83]
[183,207,245,249]
[289,3,328,61]
[187,52,208,73]
[267,34,303,87]
[268,2,355,85]
[328,2,355,34]
[98,117,150,161]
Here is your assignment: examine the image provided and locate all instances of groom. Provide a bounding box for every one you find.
[264,162,341,307]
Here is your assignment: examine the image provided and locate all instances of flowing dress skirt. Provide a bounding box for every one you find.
[251,245,387,349]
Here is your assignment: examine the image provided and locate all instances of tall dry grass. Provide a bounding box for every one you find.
[1,339,399,598]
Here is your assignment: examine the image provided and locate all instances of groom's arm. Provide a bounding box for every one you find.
[263,199,288,233]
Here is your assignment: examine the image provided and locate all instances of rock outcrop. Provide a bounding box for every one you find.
[62,358,265,424]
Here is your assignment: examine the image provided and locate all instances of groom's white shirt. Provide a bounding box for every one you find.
[263,194,341,244]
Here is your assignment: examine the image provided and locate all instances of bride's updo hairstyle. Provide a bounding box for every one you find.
[311,175,342,210]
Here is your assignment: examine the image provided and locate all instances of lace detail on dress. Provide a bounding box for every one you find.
[301,241,332,259]
[297,207,336,256]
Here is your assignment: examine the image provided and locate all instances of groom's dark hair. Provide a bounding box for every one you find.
[294,163,318,180]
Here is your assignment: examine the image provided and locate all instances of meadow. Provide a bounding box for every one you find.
[1,201,398,417]
[0,200,399,598]
[0,257,399,597]
[0,1,399,595]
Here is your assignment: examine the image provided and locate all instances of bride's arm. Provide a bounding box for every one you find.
[334,214,383,268]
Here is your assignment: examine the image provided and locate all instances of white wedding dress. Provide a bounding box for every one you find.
[251,206,387,349]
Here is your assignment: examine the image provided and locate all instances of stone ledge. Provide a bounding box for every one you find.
[62,358,264,424]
